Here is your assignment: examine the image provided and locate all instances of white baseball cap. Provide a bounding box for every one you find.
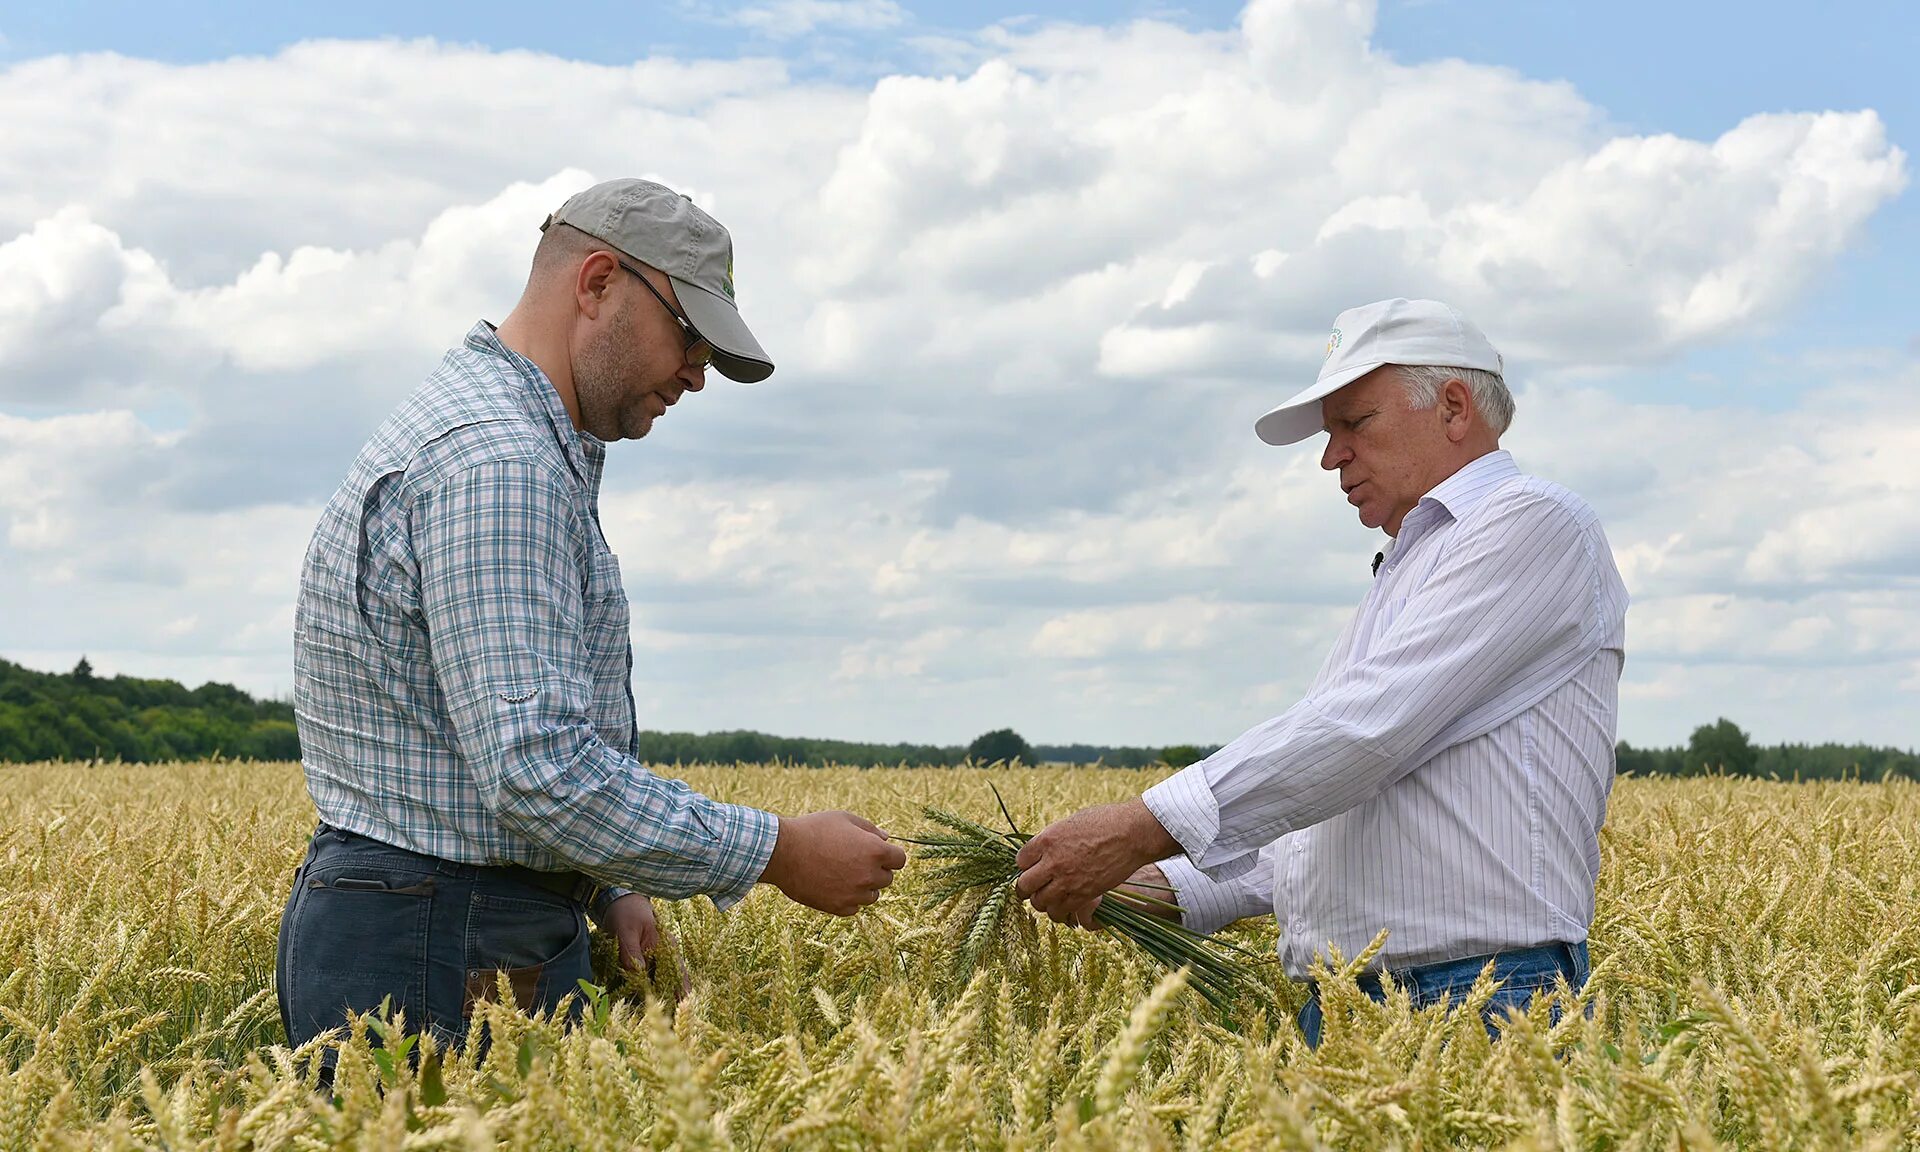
[1253,298,1503,446]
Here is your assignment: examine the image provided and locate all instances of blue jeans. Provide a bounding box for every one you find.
[1296,941,1589,1047]
[275,824,593,1059]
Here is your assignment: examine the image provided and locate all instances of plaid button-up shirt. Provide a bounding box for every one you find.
[293,321,778,914]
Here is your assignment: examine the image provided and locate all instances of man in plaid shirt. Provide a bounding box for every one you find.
[277,179,904,1052]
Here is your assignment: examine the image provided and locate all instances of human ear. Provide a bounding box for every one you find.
[1441,378,1473,441]
[576,252,617,320]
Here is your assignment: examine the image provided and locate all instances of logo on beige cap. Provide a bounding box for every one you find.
[1325,328,1343,359]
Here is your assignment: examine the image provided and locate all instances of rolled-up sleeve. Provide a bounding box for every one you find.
[415,459,777,908]
[1144,488,1601,877]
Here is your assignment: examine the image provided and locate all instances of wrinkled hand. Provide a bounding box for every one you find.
[603,893,690,999]
[760,810,908,916]
[1013,799,1180,928]
[1110,862,1181,923]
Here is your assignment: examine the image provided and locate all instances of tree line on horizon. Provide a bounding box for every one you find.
[0,656,301,764]
[1,656,1915,781]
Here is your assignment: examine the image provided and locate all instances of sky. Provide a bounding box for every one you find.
[0,0,1914,750]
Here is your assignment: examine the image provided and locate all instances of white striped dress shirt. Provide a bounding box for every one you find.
[1146,450,1629,977]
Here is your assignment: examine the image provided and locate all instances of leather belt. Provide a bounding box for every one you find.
[495,862,600,907]
[315,821,600,908]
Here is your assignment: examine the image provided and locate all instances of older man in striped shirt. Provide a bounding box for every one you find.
[1014,299,1629,1043]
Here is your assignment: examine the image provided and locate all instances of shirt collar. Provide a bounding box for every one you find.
[465,321,607,491]
[1419,449,1520,520]
[1381,450,1520,564]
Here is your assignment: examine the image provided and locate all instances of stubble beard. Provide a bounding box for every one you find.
[574,300,653,442]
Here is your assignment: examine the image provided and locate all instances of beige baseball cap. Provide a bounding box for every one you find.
[542,178,775,383]
[1254,298,1502,446]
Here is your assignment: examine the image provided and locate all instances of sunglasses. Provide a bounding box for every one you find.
[616,259,714,370]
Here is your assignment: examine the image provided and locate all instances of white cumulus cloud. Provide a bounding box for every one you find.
[0,0,1912,748]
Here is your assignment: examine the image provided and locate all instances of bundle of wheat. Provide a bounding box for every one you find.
[901,786,1275,1018]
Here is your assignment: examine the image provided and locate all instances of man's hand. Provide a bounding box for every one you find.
[1014,799,1180,927]
[602,893,691,999]
[759,811,908,916]
[1108,862,1181,923]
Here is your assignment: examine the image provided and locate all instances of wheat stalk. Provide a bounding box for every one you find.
[899,785,1275,1018]
[8,762,1920,1147]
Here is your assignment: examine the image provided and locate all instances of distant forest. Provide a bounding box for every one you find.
[2,656,1916,780]
[0,656,300,763]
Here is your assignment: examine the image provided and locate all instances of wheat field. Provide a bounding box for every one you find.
[2,761,1918,1150]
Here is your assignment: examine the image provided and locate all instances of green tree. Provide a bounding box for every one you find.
[967,728,1034,766]
[0,655,301,763]
[1160,744,1205,769]
[242,719,302,761]
[1686,718,1757,776]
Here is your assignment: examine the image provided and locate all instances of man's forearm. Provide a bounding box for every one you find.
[1123,797,1182,865]
[482,733,778,909]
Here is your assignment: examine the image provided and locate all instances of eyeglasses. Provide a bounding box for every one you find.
[616,259,714,370]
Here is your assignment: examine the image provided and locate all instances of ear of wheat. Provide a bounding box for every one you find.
[901,785,1275,1019]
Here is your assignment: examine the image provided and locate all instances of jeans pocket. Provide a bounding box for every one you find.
[463,893,589,1016]
[1486,978,1551,1017]
[1485,968,1579,1030]
[284,868,435,1044]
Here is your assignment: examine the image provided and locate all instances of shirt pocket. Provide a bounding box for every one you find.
[583,550,631,650]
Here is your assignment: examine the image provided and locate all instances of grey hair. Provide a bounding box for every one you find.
[1393,364,1515,435]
